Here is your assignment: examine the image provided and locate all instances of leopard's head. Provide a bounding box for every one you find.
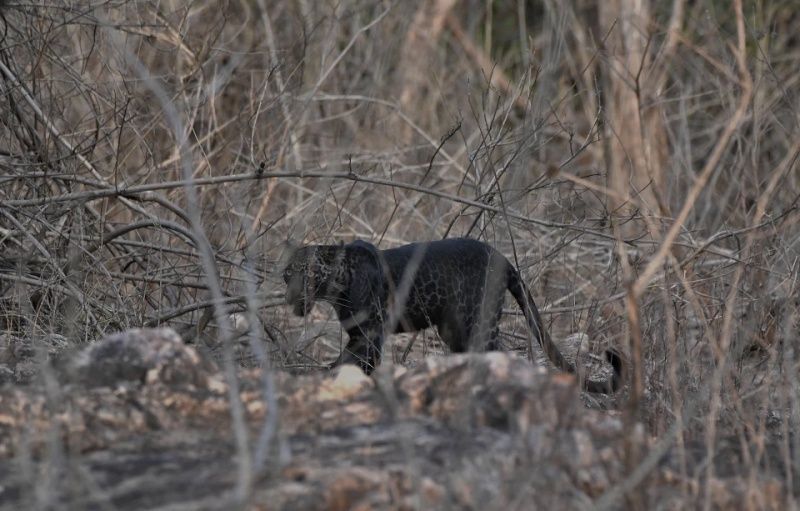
[282,245,343,316]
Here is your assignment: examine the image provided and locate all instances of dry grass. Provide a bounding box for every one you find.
[1,0,799,506]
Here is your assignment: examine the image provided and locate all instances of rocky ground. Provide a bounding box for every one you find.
[0,328,789,510]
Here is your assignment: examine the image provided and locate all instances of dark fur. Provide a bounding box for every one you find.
[283,238,622,393]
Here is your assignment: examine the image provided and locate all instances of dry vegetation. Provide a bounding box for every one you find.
[0,0,799,508]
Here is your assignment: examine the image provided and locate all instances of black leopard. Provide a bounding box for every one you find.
[283,238,622,393]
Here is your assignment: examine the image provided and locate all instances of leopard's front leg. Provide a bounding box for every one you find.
[329,329,384,374]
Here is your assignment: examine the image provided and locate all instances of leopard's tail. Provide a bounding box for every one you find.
[507,266,622,394]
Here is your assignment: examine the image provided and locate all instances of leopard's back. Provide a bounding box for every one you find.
[381,239,509,333]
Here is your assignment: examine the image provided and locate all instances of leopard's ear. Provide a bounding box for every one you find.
[345,240,382,270]
[346,239,379,255]
[345,240,385,298]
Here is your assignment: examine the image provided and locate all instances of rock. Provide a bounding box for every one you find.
[0,333,70,385]
[0,328,789,509]
[68,327,217,388]
[0,365,13,385]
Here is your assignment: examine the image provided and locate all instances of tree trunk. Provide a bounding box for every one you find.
[599,0,669,220]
